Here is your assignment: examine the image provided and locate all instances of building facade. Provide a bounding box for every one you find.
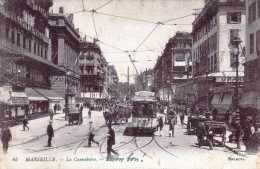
[79,40,109,102]
[49,8,81,100]
[135,69,154,92]
[240,0,260,123]
[107,65,119,99]
[0,0,66,119]
[191,0,246,112]
[154,32,192,103]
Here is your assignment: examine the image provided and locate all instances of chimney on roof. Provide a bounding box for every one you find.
[59,7,64,14]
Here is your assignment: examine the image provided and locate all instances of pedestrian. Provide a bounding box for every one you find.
[235,122,242,149]
[158,116,164,137]
[54,104,57,114]
[225,110,230,125]
[107,124,119,158]
[1,121,12,154]
[47,120,54,147]
[22,116,29,131]
[49,108,54,120]
[205,123,213,150]
[86,121,99,147]
[169,117,175,137]
[88,109,91,119]
[180,113,184,127]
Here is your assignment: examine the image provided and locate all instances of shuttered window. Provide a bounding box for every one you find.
[250,33,254,54]
[256,30,260,55]
[249,2,256,24]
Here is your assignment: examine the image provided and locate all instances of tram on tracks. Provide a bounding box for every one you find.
[124,91,158,136]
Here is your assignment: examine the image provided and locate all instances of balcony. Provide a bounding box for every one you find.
[0,74,51,89]
[0,4,49,44]
[33,4,48,19]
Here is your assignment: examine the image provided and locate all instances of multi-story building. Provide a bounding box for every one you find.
[107,65,119,99]
[170,32,192,104]
[154,32,192,103]
[0,0,65,119]
[192,0,246,112]
[79,40,108,102]
[240,0,260,123]
[49,8,81,100]
[135,69,154,92]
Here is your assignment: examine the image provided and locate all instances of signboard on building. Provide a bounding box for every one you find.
[216,76,244,83]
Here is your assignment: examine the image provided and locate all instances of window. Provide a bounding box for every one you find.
[250,33,254,54]
[29,40,31,52]
[258,0,260,17]
[249,2,256,24]
[34,42,36,54]
[176,53,185,61]
[17,33,20,47]
[5,24,9,39]
[11,30,15,44]
[23,36,26,49]
[256,30,260,55]
[227,12,241,24]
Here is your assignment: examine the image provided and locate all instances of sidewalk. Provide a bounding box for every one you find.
[9,108,89,147]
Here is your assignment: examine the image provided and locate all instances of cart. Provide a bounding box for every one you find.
[67,113,83,125]
[187,115,206,134]
[197,121,226,147]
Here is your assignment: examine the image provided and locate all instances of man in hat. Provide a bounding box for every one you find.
[86,121,99,147]
[22,116,29,131]
[1,121,12,154]
[107,123,119,158]
[47,120,54,147]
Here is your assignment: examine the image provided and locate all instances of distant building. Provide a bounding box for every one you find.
[135,69,154,92]
[107,65,119,99]
[79,40,112,102]
[154,32,192,103]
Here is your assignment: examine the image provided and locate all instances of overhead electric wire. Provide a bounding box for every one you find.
[95,11,158,24]
[135,24,159,51]
[81,0,86,11]
[95,0,114,11]
[92,12,99,39]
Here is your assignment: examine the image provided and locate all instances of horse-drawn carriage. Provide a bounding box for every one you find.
[187,115,207,134]
[197,121,226,147]
[65,108,83,125]
[104,104,131,125]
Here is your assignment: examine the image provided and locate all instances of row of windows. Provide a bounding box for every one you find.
[5,22,48,59]
[248,0,260,25]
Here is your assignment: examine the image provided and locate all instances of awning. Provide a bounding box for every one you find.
[239,92,259,109]
[11,92,29,105]
[217,93,232,110]
[33,88,64,101]
[25,88,48,101]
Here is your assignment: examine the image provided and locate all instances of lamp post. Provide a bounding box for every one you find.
[65,67,70,120]
[228,36,242,114]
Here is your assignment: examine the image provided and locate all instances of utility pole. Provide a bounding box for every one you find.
[127,66,130,100]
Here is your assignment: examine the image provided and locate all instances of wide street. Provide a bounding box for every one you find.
[1,110,258,169]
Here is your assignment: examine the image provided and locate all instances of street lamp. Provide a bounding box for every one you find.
[228,36,242,117]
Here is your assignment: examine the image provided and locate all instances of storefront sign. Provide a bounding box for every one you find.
[216,76,244,83]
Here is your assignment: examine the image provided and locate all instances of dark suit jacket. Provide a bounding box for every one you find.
[47,124,54,137]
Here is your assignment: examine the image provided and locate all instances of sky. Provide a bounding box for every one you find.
[51,0,204,83]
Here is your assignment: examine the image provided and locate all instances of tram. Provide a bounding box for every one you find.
[124,91,158,136]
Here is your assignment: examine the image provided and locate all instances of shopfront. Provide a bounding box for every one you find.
[25,88,49,115]
[33,88,65,112]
